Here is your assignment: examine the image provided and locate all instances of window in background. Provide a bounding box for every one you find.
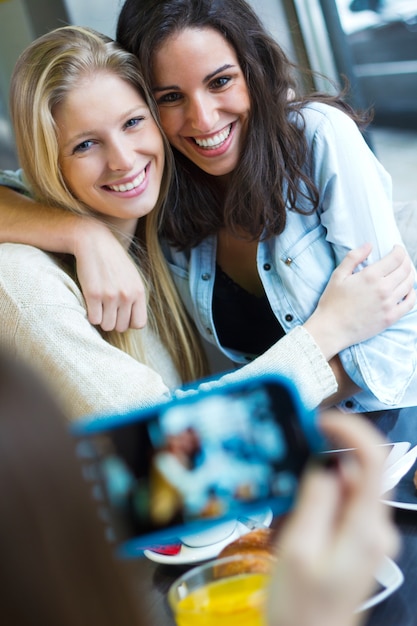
[335,0,417,129]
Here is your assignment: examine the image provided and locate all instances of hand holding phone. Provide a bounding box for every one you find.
[71,375,325,557]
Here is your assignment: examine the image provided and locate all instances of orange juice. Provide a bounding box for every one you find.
[173,571,269,626]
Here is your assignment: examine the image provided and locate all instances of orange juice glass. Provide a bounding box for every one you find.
[168,554,273,626]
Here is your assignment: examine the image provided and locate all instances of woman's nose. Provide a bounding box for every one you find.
[187,94,218,133]
[107,139,134,171]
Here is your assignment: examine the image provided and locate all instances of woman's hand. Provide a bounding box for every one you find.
[266,411,399,626]
[304,243,416,360]
[74,220,147,332]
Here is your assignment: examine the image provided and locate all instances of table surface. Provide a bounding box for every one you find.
[125,405,417,626]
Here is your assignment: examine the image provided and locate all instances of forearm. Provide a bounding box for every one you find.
[0,185,99,254]
[186,326,337,410]
[303,313,344,362]
[319,356,361,409]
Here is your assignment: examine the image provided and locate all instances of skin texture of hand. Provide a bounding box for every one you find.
[73,219,147,332]
[304,243,416,361]
[266,411,400,626]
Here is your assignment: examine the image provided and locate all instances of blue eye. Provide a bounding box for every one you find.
[73,140,94,154]
[124,117,143,129]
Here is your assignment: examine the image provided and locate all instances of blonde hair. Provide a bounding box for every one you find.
[10,25,207,382]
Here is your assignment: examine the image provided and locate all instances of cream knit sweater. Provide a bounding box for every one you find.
[0,243,336,420]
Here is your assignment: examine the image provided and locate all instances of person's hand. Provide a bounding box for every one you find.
[266,411,400,626]
[305,243,416,359]
[73,219,147,332]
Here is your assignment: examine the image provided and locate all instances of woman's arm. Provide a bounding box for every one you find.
[2,182,414,410]
[0,238,412,422]
[0,178,334,411]
[0,173,415,409]
[267,411,399,626]
[0,239,333,419]
[304,243,415,405]
[303,243,415,360]
[210,242,414,409]
[0,185,81,251]
[0,183,147,331]
[0,170,413,346]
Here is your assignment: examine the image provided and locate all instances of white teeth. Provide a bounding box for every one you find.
[194,125,231,149]
[107,170,145,192]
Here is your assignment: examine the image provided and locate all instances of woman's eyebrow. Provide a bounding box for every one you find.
[153,63,236,93]
[203,64,235,83]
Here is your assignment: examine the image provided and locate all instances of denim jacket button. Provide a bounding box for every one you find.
[285,314,293,322]
[201,273,210,281]
[206,328,213,335]
[263,263,271,271]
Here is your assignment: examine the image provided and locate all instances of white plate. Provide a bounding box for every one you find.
[378,441,417,510]
[327,441,416,500]
[143,508,273,565]
[325,442,411,467]
[357,556,404,613]
[383,442,412,468]
[380,444,417,496]
[383,498,417,511]
[382,459,417,511]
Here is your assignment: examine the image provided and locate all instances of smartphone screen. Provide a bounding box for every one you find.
[72,375,323,555]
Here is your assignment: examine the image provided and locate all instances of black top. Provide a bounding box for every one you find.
[212,264,285,357]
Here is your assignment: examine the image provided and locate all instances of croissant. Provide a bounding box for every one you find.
[215,528,276,577]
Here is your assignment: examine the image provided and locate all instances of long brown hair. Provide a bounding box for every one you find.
[117,0,370,249]
[10,25,207,382]
[0,351,144,626]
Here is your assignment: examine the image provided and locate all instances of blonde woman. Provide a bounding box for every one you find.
[0,26,414,419]
[0,25,208,418]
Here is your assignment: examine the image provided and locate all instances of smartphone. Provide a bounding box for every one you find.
[71,374,325,557]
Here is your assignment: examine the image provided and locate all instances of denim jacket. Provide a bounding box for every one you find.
[1,104,417,412]
[163,103,417,412]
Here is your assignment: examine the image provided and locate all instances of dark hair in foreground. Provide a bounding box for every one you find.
[117,0,370,249]
[0,351,143,626]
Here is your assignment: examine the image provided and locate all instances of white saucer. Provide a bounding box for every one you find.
[357,556,404,612]
[179,519,238,548]
[328,441,416,501]
[382,498,417,511]
[381,461,417,511]
[383,441,412,467]
[143,508,273,565]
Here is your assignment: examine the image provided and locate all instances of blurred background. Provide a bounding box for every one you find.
[0,0,416,202]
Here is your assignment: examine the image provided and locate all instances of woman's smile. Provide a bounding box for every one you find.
[103,165,149,195]
[187,122,235,157]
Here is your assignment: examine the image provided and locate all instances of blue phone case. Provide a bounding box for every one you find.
[71,374,325,557]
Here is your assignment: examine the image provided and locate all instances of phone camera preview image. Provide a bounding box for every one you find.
[73,376,324,555]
